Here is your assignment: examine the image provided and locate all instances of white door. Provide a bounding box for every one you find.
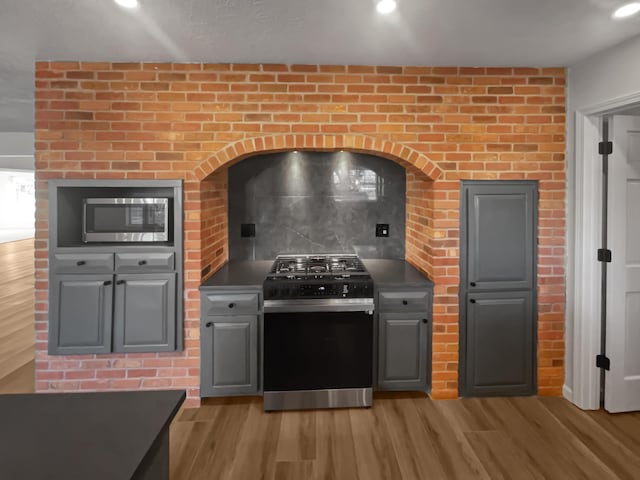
[605,115,640,412]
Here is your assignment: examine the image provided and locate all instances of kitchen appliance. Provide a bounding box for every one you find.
[82,197,169,243]
[263,254,374,411]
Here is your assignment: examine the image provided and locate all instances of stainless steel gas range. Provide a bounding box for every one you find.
[262,254,374,411]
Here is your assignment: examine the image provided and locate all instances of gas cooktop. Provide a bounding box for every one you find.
[263,254,373,300]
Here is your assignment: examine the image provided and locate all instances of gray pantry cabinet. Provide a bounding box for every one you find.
[377,288,432,391]
[459,181,537,396]
[47,180,184,355]
[200,289,260,396]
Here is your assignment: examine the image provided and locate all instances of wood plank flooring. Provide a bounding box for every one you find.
[0,238,34,388]
[170,393,640,480]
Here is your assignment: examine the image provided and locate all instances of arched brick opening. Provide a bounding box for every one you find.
[195,134,459,399]
[194,134,443,181]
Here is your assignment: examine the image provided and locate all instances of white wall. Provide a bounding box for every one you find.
[0,171,35,229]
[0,132,34,171]
[0,132,35,241]
[566,33,640,397]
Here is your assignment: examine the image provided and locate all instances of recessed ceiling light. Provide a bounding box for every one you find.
[376,0,397,14]
[613,2,640,18]
[114,0,139,9]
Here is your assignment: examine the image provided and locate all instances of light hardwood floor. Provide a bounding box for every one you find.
[171,394,640,480]
[0,238,35,392]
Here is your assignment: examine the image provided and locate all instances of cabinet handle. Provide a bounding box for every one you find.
[103,280,112,286]
[402,300,408,305]
[228,302,235,309]
[116,280,126,285]
[470,299,476,303]
[470,282,476,287]
[205,322,213,328]
[138,260,147,266]
[422,318,428,324]
[76,260,86,266]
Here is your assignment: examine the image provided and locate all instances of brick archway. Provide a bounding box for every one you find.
[194,134,443,181]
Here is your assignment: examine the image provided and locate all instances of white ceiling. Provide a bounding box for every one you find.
[1,0,640,132]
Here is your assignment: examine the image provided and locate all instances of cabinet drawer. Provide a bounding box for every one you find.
[54,253,114,273]
[202,293,259,315]
[115,252,175,273]
[378,290,429,313]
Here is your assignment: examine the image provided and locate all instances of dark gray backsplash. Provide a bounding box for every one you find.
[228,151,405,260]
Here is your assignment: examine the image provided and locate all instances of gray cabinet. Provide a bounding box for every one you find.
[377,288,431,391]
[460,181,537,397]
[49,274,113,355]
[465,291,534,395]
[47,179,184,356]
[201,315,258,396]
[113,274,176,353]
[200,289,261,397]
[464,183,536,291]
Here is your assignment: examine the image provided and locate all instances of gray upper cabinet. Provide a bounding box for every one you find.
[465,291,534,395]
[200,314,259,397]
[49,274,113,354]
[464,184,535,291]
[113,274,176,353]
[460,181,537,397]
[377,287,432,392]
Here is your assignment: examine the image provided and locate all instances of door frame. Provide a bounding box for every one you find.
[569,91,640,409]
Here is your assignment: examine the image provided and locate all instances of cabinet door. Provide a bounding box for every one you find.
[463,183,536,291]
[200,315,258,397]
[113,273,176,353]
[464,291,534,396]
[49,274,113,355]
[378,313,429,391]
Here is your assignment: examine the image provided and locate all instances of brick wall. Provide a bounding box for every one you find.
[34,62,566,405]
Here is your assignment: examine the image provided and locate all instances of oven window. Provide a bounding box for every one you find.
[263,311,373,391]
[86,204,166,233]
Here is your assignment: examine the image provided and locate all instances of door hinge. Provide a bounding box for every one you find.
[596,354,610,370]
[597,249,612,263]
[598,141,613,155]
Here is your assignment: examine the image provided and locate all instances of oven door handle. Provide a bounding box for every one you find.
[264,299,375,314]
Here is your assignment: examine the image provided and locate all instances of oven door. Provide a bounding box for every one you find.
[263,310,373,392]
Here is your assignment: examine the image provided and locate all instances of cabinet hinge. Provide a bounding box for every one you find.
[596,354,610,371]
[598,141,613,155]
[597,249,612,263]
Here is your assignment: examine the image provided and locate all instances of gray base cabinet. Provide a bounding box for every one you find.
[200,289,261,397]
[114,274,177,353]
[201,315,258,396]
[49,254,180,355]
[377,288,432,391]
[465,291,534,395]
[50,274,113,355]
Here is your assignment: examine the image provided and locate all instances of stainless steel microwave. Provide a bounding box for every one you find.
[82,198,169,243]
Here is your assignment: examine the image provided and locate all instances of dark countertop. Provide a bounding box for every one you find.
[362,259,434,288]
[200,260,273,289]
[200,259,433,289]
[0,390,185,480]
